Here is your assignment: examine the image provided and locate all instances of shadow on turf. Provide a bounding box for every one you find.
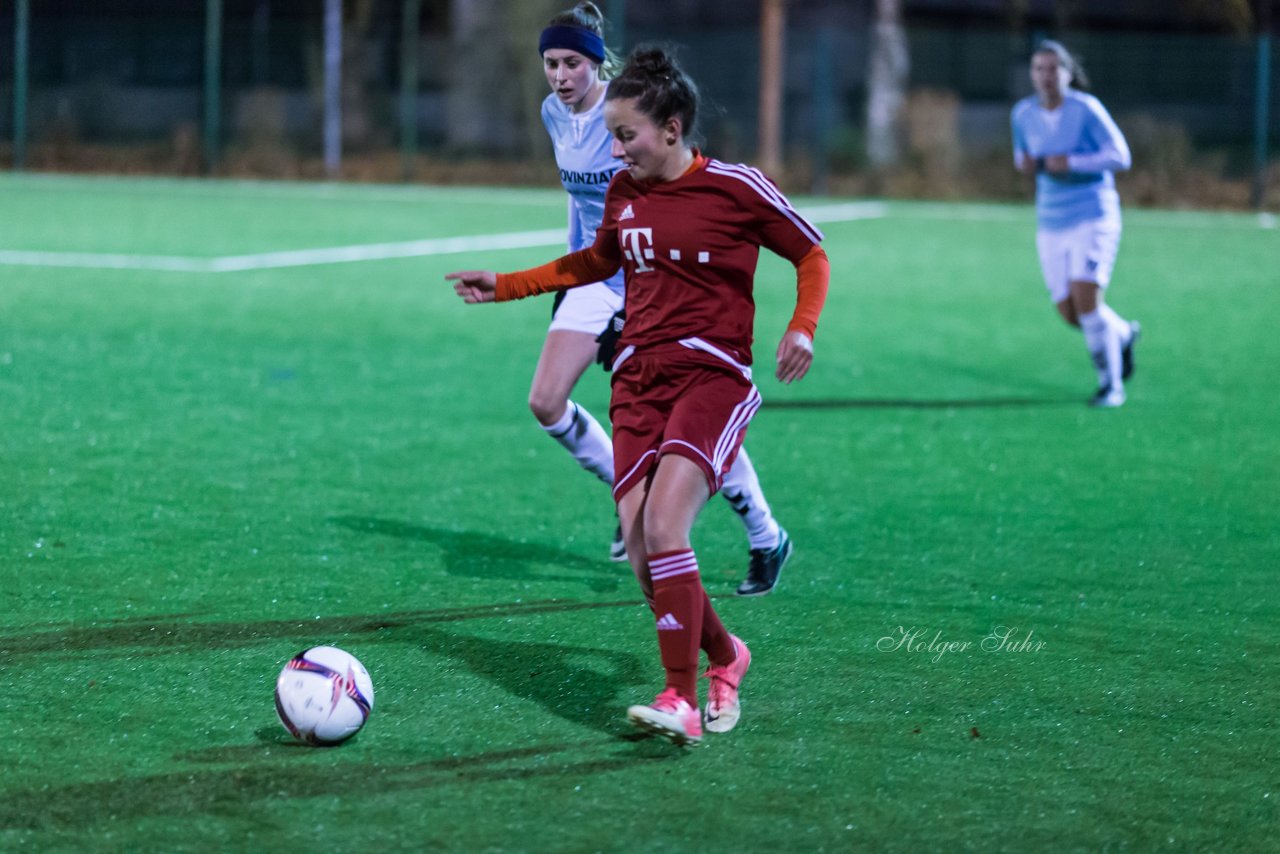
[402,622,650,736]
[329,515,624,594]
[762,395,1082,410]
[2,742,682,833]
[0,598,646,658]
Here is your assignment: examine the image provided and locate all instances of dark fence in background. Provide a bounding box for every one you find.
[0,1,1275,206]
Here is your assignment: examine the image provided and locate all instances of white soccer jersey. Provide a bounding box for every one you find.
[1011,89,1131,231]
[541,88,625,295]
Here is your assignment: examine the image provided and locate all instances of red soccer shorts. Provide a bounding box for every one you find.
[609,340,761,501]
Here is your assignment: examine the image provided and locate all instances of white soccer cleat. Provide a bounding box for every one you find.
[1090,385,1126,408]
[703,635,751,733]
[627,688,702,746]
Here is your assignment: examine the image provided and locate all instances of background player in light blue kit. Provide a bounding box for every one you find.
[1012,39,1140,407]
[532,2,794,594]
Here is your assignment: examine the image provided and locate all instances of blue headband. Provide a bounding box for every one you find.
[539,25,605,65]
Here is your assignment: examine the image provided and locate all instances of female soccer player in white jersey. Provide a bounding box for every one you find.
[533,2,794,594]
[1012,40,1140,407]
[447,46,830,745]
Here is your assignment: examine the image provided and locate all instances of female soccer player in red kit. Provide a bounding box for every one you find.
[447,47,829,746]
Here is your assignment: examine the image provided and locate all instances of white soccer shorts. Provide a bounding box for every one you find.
[1035,218,1122,303]
[547,281,625,335]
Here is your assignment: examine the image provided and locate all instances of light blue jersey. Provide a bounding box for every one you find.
[1011,89,1131,231]
[541,88,625,295]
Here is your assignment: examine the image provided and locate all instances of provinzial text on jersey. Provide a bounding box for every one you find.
[560,167,620,185]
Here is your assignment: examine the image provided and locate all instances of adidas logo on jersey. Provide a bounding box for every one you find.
[618,203,635,221]
[655,613,684,631]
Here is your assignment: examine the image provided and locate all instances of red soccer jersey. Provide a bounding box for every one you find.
[596,156,823,365]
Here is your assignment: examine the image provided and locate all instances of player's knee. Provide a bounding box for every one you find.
[1055,300,1079,328]
[528,391,567,426]
[1069,282,1099,315]
[640,512,688,555]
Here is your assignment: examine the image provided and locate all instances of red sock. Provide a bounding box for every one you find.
[648,549,703,706]
[701,589,735,666]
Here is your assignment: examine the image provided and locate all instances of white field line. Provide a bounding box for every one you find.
[0,250,214,272]
[888,201,1279,231]
[0,229,566,273]
[0,203,888,274]
[208,229,571,272]
[0,173,567,207]
[799,201,888,224]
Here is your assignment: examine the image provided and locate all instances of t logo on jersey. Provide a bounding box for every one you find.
[621,227,656,273]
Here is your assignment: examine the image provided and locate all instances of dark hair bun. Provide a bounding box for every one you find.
[628,47,677,78]
[606,43,701,145]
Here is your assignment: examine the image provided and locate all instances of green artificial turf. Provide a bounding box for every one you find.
[1,174,1277,851]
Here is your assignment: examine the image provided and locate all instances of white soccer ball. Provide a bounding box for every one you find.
[274,646,374,745]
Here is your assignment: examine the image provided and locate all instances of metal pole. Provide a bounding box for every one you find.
[758,0,785,175]
[400,0,421,182]
[204,0,223,175]
[811,26,834,195]
[606,0,626,53]
[324,0,342,178]
[1252,1,1273,210]
[251,0,270,86]
[13,0,29,171]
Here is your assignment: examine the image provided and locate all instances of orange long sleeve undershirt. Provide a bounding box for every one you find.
[494,246,618,302]
[787,244,830,340]
[495,236,830,341]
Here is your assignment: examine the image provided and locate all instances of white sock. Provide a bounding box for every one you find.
[1098,303,1132,344]
[1080,309,1122,391]
[544,401,614,486]
[721,448,781,550]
